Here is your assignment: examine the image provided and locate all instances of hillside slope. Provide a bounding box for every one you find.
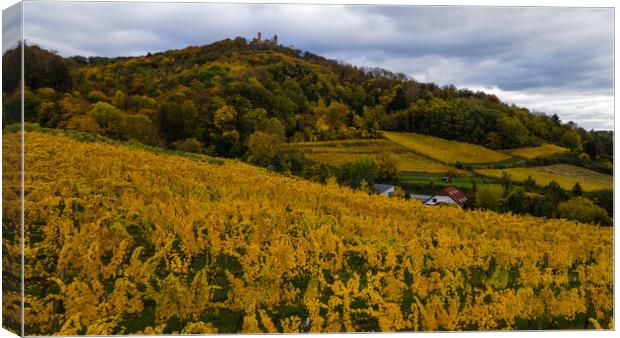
[3,40,612,166]
[3,131,612,334]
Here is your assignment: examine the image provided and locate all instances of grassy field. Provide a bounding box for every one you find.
[383,131,511,164]
[475,164,613,192]
[505,144,569,159]
[399,173,500,193]
[285,139,464,174]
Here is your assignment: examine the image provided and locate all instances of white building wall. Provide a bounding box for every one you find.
[381,187,395,197]
[424,195,456,206]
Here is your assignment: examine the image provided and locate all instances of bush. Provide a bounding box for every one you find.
[375,153,398,182]
[172,138,205,154]
[338,158,378,189]
[245,131,283,167]
[67,114,103,134]
[558,197,612,226]
[476,185,504,211]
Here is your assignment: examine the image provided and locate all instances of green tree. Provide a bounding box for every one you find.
[505,189,528,214]
[37,101,63,128]
[485,132,502,149]
[246,131,282,167]
[239,107,268,136]
[112,90,127,110]
[157,93,200,143]
[476,185,504,212]
[523,175,537,192]
[256,117,286,141]
[213,105,238,131]
[87,90,108,103]
[561,129,582,151]
[571,182,583,196]
[338,158,378,189]
[578,153,591,164]
[120,114,158,145]
[497,116,528,148]
[500,171,512,194]
[316,100,349,133]
[36,87,56,101]
[88,101,122,137]
[59,93,89,122]
[375,154,398,183]
[543,181,567,205]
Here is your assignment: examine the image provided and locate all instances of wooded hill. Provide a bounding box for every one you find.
[2,38,613,166]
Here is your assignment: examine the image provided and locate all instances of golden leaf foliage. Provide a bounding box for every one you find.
[10,131,613,334]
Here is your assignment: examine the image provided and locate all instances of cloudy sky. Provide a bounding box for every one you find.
[8,1,614,130]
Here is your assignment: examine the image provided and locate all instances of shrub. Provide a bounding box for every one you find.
[172,138,205,154]
[558,197,612,226]
[476,185,504,211]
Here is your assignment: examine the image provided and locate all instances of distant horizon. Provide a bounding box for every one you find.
[5,2,614,130]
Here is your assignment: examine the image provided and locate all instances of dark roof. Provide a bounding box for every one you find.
[373,184,394,194]
[434,187,468,207]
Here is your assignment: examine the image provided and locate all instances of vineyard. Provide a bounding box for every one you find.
[5,131,613,335]
[383,132,511,164]
[506,144,569,160]
[284,139,461,174]
[475,165,613,192]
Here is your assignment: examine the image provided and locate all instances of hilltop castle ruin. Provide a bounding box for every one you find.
[250,32,278,47]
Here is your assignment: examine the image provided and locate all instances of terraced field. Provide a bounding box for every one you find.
[285,139,462,174]
[475,164,613,192]
[505,144,569,159]
[383,131,511,164]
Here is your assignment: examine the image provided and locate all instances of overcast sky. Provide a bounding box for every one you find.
[8,1,614,130]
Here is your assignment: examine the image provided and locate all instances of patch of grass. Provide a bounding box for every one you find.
[399,172,500,193]
[383,131,511,165]
[475,164,612,192]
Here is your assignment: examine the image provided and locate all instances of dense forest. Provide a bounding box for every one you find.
[2,39,613,165]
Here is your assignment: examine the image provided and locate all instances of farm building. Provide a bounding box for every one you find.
[424,187,468,208]
[373,184,395,197]
[409,194,432,202]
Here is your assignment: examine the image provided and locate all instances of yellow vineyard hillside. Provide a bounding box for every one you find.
[383,131,511,164]
[7,131,612,335]
[284,139,463,174]
[475,164,612,192]
[506,144,569,159]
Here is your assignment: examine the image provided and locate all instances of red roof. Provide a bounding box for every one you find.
[435,187,468,207]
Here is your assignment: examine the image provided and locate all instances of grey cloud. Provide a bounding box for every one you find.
[18,2,614,130]
[2,2,21,53]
